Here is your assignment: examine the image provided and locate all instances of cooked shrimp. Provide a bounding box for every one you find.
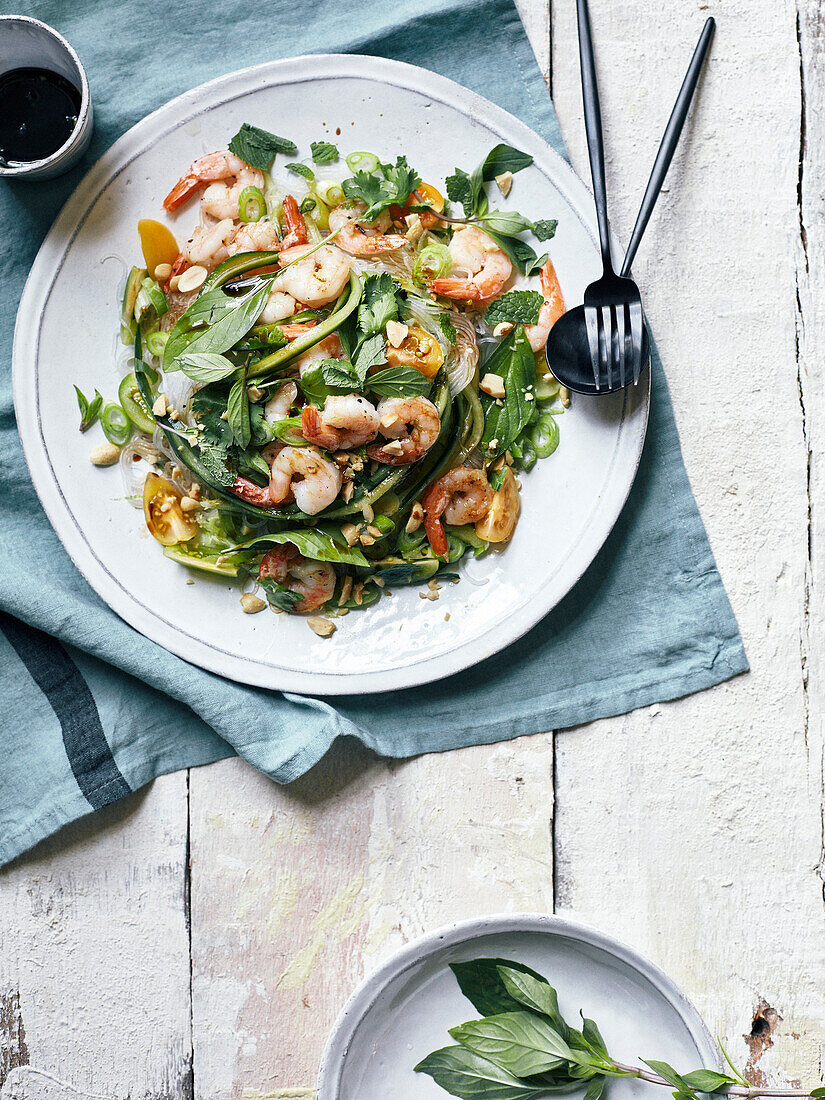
[227,219,282,256]
[366,397,440,465]
[228,475,274,509]
[163,150,263,214]
[302,395,380,450]
[259,545,335,613]
[422,467,493,556]
[268,446,342,514]
[429,225,512,302]
[293,335,344,376]
[260,288,300,324]
[165,217,237,289]
[264,381,298,423]
[524,259,566,352]
[328,202,406,256]
[278,244,352,306]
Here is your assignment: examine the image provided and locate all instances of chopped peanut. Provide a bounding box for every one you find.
[494,171,513,196]
[180,497,200,513]
[152,394,168,417]
[406,502,424,533]
[493,321,514,339]
[89,442,121,466]
[386,320,409,348]
[480,373,506,399]
[176,264,208,293]
[240,593,266,614]
[307,616,336,638]
[341,522,361,546]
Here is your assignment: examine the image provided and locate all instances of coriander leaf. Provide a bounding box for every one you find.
[342,170,386,215]
[446,167,478,218]
[178,352,239,384]
[450,958,550,1018]
[311,140,339,164]
[584,1075,607,1100]
[286,162,315,180]
[532,218,558,241]
[75,385,103,432]
[368,366,430,398]
[414,1045,544,1100]
[482,143,533,180]
[353,332,387,383]
[449,1011,575,1078]
[163,278,273,370]
[258,577,303,612]
[496,966,564,1029]
[681,1071,738,1093]
[485,290,544,328]
[228,123,297,171]
[228,527,369,567]
[358,273,400,334]
[341,156,420,221]
[480,326,537,458]
[227,376,251,450]
[481,211,535,236]
[439,312,458,346]
[381,154,420,205]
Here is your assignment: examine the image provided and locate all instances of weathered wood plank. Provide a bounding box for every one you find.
[0,776,191,1100]
[551,0,825,1086]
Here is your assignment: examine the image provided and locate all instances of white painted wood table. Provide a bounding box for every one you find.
[2,1,824,1097]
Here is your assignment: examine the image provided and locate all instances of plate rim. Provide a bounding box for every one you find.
[13,52,650,695]
[316,911,720,1099]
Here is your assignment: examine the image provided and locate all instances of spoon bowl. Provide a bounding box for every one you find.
[546,304,650,396]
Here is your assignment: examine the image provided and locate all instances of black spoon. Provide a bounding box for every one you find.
[546,16,715,396]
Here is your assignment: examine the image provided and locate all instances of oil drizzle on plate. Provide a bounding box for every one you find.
[0,67,81,165]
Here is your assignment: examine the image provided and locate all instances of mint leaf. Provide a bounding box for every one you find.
[438,312,458,346]
[311,141,339,164]
[286,162,315,180]
[194,443,235,487]
[319,358,360,390]
[485,290,544,328]
[258,577,303,612]
[358,273,399,334]
[482,143,533,180]
[228,123,297,171]
[353,332,387,383]
[533,218,558,241]
[446,167,478,218]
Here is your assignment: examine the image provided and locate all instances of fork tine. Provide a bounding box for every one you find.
[629,300,644,384]
[601,304,614,391]
[615,302,627,389]
[584,304,601,389]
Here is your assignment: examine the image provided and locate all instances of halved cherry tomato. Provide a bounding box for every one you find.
[143,473,198,546]
[475,467,520,543]
[385,323,444,379]
[138,219,179,279]
[391,182,446,230]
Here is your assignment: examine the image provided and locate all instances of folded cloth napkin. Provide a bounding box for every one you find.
[0,0,748,867]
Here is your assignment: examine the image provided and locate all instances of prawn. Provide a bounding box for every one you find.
[264,381,298,424]
[259,288,301,325]
[524,258,566,352]
[328,202,406,256]
[293,335,344,376]
[163,150,263,215]
[429,225,512,302]
[164,216,237,290]
[268,445,342,514]
[258,545,335,613]
[422,467,493,557]
[278,244,352,306]
[302,394,380,450]
[366,396,440,465]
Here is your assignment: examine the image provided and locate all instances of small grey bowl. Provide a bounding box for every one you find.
[0,15,93,180]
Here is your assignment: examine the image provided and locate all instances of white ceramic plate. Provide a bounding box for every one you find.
[317,914,719,1100]
[13,54,649,695]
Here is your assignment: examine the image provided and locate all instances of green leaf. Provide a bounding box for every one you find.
[496,966,563,1024]
[414,1045,545,1100]
[228,527,369,567]
[342,156,420,221]
[808,1089,825,1098]
[367,366,430,398]
[580,1017,609,1059]
[310,140,339,164]
[584,1075,607,1100]
[645,1061,692,1093]
[533,219,558,241]
[178,352,239,384]
[482,144,533,180]
[286,162,315,180]
[358,273,400,334]
[481,211,535,236]
[485,291,544,328]
[485,231,548,276]
[439,312,458,346]
[228,123,297,171]
[74,385,103,432]
[381,155,420,207]
[227,376,251,449]
[681,1071,738,1093]
[298,363,348,406]
[446,167,479,218]
[320,358,360,390]
[353,332,387,382]
[163,278,273,369]
[258,577,303,612]
[451,958,550,1018]
[195,443,235,487]
[480,326,537,458]
[450,1011,573,1078]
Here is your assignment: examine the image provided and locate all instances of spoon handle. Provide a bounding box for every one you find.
[620,17,715,277]
[576,0,613,274]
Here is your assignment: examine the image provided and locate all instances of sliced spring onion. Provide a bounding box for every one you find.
[531,409,560,459]
[134,276,168,322]
[238,185,266,222]
[535,371,561,401]
[269,415,309,446]
[345,151,380,174]
[145,331,169,358]
[314,180,346,208]
[412,242,453,287]
[101,402,133,446]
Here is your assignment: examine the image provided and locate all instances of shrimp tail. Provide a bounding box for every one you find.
[540,259,565,318]
[229,476,274,508]
[301,405,338,450]
[422,484,449,557]
[163,174,201,212]
[281,195,309,248]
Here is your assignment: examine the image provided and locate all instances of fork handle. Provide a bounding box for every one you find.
[620,17,715,277]
[576,0,613,274]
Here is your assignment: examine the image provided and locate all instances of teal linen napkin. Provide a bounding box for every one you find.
[0,0,747,867]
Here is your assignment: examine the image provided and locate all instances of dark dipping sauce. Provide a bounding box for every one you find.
[0,67,81,165]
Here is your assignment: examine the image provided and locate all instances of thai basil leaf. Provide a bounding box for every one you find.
[482,144,533,180]
[449,1011,574,1078]
[163,278,273,370]
[414,1045,545,1100]
[74,385,103,432]
[228,123,297,170]
[496,966,564,1027]
[358,273,400,334]
[258,577,303,612]
[367,365,430,398]
[485,291,544,328]
[479,326,537,458]
[485,231,548,276]
[481,211,535,236]
[310,140,339,164]
[227,376,251,450]
[178,352,239,384]
[298,363,349,406]
[580,1016,609,1058]
[644,1061,692,1093]
[450,958,551,1018]
[228,527,369,567]
[584,1075,607,1100]
[681,1071,739,1093]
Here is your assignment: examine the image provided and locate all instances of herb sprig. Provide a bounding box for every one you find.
[416,958,825,1100]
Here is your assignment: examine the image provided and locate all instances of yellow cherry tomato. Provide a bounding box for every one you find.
[385,323,444,379]
[138,219,179,279]
[413,182,445,228]
[475,467,520,543]
[143,473,198,546]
